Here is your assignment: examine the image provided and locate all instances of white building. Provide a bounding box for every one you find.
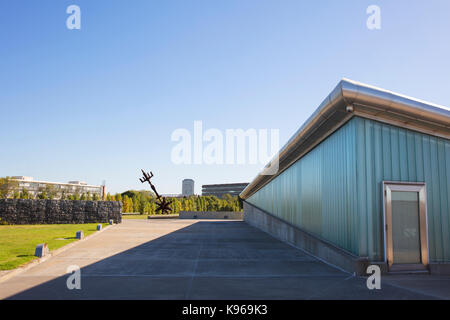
[10,176,105,199]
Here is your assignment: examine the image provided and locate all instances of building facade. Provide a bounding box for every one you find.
[182,179,195,196]
[10,176,105,199]
[202,183,249,198]
[241,79,450,275]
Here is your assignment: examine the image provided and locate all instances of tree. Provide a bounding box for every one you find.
[20,188,30,199]
[108,190,242,214]
[122,195,133,213]
[122,190,154,199]
[38,191,48,199]
[73,188,81,201]
[44,185,58,200]
[0,177,19,199]
[138,195,148,215]
[171,198,181,214]
[143,201,156,215]
[132,195,141,214]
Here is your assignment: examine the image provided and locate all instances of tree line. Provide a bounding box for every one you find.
[0,177,242,214]
[107,190,242,214]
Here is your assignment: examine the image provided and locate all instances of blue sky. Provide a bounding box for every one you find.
[1,0,449,194]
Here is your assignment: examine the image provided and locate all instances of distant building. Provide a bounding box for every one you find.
[202,183,249,198]
[182,179,195,196]
[160,194,184,198]
[10,176,105,199]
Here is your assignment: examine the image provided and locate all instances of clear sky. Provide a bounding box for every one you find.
[1,0,449,194]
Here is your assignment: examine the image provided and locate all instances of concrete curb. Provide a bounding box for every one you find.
[0,224,116,284]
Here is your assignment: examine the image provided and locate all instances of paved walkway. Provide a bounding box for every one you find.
[1,219,449,300]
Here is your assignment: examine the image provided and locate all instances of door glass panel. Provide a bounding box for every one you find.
[391,191,421,264]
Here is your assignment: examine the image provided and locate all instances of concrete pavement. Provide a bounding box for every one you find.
[0,219,449,300]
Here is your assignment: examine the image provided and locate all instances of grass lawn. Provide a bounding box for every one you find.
[0,223,107,270]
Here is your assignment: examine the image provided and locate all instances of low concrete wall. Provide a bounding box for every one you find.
[0,199,122,225]
[429,263,450,275]
[244,202,450,276]
[244,201,369,275]
[179,211,243,220]
[148,214,179,219]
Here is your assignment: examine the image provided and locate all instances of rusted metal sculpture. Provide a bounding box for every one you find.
[139,169,173,215]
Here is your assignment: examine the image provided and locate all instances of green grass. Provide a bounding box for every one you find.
[0,223,107,270]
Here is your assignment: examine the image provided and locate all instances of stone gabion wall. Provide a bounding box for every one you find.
[0,199,122,225]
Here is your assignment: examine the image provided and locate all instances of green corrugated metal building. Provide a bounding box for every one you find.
[241,79,450,275]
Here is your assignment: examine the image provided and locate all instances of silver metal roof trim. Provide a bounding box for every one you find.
[277,80,345,158]
[342,78,449,123]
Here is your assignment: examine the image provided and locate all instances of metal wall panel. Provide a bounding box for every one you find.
[248,116,450,262]
[355,118,450,262]
[248,118,360,256]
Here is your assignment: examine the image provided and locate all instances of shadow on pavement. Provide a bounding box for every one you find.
[5,221,444,300]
